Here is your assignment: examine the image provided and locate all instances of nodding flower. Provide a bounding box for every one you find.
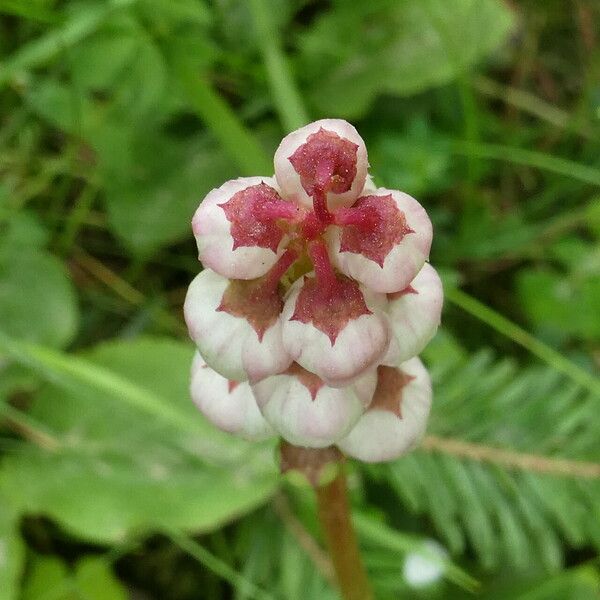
[184,119,442,460]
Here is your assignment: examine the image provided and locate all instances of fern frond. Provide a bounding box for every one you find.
[365,332,600,571]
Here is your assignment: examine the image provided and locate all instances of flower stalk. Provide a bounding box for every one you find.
[280,442,373,600]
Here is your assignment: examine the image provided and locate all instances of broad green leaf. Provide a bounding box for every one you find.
[25,31,168,133]
[0,248,79,348]
[0,498,24,600]
[21,556,71,600]
[136,0,211,27]
[74,557,128,600]
[0,211,49,252]
[0,0,137,88]
[517,268,600,341]
[101,130,236,256]
[0,338,277,543]
[368,117,452,196]
[299,0,515,117]
[26,83,234,256]
[20,555,128,600]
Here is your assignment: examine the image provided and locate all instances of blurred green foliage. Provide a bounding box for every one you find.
[0,0,599,598]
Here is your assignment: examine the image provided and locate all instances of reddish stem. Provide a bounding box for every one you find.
[312,188,333,224]
[279,443,373,600]
[308,239,338,293]
[316,470,373,600]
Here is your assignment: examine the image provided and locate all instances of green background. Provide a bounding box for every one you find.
[0,0,599,598]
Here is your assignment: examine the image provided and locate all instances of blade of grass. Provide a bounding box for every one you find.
[445,286,600,397]
[0,332,202,434]
[474,76,594,139]
[0,0,57,22]
[453,141,600,187]
[0,0,137,88]
[174,56,272,176]
[248,0,309,132]
[167,529,276,600]
[0,402,61,451]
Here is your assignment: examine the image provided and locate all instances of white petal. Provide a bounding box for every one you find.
[281,273,390,387]
[192,176,290,280]
[274,119,368,211]
[337,357,432,462]
[190,353,274,440]
[383,263,443,364]
[329,188,433,293]
[184,269,292,381]
[252,365,376,448]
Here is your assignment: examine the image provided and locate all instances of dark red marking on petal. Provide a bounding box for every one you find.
[219,183,294,252]
[227,380,240,393]
[288,128,358,197]
[369,366,415,418]
[387,285,418,301]
[289,274,372,346]
[285,362,324,401]
[217,251,296,341]
[338,194,414,267]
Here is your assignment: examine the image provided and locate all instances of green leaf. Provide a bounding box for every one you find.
[0,497,24,600]
[21,556,71,600]
[74,557,128,600]
[517,267,600,341]
[101,130,236,257]
[368,117,452,197]
[0,0,137,89]
[0,248,79,348]
[136,0,211,28]
[20,555,128,600]
[299,0,515,117]
[0,211,49,252]
[0,338,277,543]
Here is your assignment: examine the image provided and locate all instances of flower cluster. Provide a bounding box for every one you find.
[184,119,442,462]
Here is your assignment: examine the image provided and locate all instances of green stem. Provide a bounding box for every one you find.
[175,58,272,176]
[59,184,97,254]
[445,286,600,397]
[0,402,61,451]
[473,76,594,139]
[0,332,204,435]
[248,0,309,132]
[452,141,600,187]
[167,530,275,600]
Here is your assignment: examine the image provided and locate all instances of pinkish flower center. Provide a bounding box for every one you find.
[227,380,240,393]
[285,362,325,400]
[219,182,298,252]
[338,194,414,267]
[289,240,372,345]
[217,133,408,333]
[217,250,297,340]
[369,366,415,417]
[288,128,358,197]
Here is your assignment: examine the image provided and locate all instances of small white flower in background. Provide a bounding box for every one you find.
[402,539,448,588]
[184,119,442,461]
